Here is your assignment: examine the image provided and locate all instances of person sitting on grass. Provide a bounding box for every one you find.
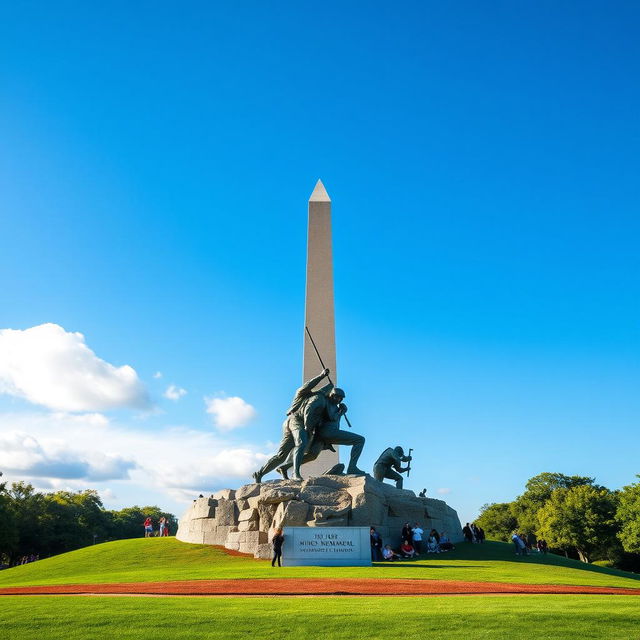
[438,532,455,551]
[400,539,416,558]
[426,532,440,553]
[382,545,401,561]
[511,531,527,556]
[519,533,530,555]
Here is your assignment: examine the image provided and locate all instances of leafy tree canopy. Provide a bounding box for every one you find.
[513,472,595,534]
[537,484,618,563]
[616,475,640,554]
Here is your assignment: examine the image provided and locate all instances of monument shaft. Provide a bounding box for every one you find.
[302,180,339,475]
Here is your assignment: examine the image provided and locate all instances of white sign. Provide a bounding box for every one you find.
[283,527,371,567]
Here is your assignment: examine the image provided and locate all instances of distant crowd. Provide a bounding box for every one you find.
[370,522,455,561]
[511,531,548,556]
[462,522,485,543]
[143,516,171,538]
[8,554,39,568]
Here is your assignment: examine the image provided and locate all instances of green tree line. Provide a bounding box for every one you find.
[475,471,640,571]
[0,474,177,565]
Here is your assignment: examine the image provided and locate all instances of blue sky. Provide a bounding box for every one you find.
[0,1,638,524]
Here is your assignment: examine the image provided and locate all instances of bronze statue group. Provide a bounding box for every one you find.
[253,368,416,485]
[253,368,365,482]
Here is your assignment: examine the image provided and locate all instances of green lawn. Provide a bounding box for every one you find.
[2,595,640,640]
[1,538,638,588]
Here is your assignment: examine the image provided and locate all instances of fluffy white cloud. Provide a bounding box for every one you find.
[0,323,149,412]
[163,384,187,401]
[437,487,452,495]
[153,371,163,379]
[205,395,257,431]
[0,431,136,481]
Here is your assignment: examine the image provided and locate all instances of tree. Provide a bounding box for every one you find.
[537,484,618,563]
[8,482,49,560]
[512,472,594,534]
[475,502,518,542]
[0,473,18,563]
[616,475,640,554]
[40,490,111,554]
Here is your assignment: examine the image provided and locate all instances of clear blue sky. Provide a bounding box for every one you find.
[1,1,638,524]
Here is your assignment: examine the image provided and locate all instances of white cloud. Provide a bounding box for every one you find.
[100,488,117,501]
[0,411,269,506]
[0,324,149,412]
[163,384,187,401]
[0,431,136,481]
[437,487,452,495]
[205,395,257,431]
[153,372,163,379]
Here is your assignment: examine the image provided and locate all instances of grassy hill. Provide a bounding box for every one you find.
[1,537,638,588]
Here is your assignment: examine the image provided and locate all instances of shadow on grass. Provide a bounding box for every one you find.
[443,541,640,581]
[373,563,485,569]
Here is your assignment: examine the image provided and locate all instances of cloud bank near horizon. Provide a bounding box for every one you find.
[0,411,270,503]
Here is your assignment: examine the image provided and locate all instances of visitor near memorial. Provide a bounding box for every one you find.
[400,540,416,558]
[271,529,284,567]
[411,523,424,554]
[370,527,383,561]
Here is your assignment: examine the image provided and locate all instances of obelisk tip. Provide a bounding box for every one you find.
[309,179,331,202]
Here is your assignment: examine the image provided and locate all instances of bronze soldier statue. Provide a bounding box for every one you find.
[277,385,366,478]
[372,446,412,489]
[252,368,332,482]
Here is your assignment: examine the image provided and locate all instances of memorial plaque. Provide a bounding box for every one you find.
[283,526,371,566]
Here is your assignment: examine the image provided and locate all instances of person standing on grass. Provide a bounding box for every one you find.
[412,522,424,555]
[271,529,284,567]
[143,516,153,538]
[370,527,383,561]
[159,516,166,537]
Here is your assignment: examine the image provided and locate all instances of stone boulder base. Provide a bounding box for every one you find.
[176,475,463,559]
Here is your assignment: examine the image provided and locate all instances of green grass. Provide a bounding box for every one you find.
[2,595,640,640]
[1,538,638,588]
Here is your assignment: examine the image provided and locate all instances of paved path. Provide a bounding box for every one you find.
[2,579,640,597]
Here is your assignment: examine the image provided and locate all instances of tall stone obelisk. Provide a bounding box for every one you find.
[301,180,339,476]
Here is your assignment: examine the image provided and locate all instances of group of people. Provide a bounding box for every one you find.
[11,554,39,566]
[511,531,548,556]
[462,522,485,543]
[143,516,171,538]
[370,523,455,561]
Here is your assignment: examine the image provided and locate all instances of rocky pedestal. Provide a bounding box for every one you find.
[176,475,463,559]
